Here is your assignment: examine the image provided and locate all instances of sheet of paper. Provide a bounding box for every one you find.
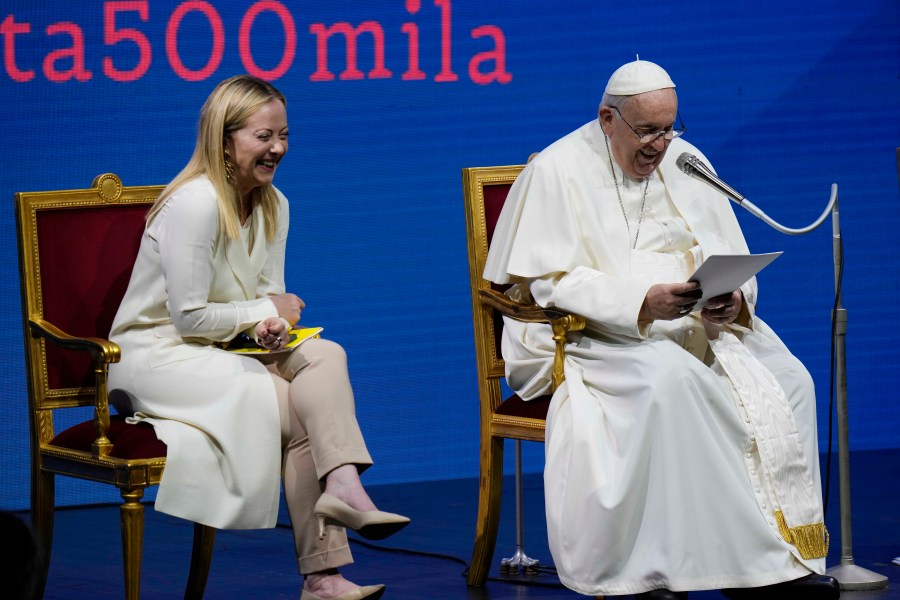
[688,252,782,308]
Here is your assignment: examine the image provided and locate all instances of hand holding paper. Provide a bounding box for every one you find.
[688,252,782,309]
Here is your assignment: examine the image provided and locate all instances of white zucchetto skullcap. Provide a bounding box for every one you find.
[604,58,675,96]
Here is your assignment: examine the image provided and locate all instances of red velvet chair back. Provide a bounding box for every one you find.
[482,181,515,362]
[483,181,511,250]
[16,173,162,410]
[462,166,521,401]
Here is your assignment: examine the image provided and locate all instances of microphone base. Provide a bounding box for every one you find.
[824,563,889,591]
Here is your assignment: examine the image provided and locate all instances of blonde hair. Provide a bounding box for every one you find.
[148,75,287,241]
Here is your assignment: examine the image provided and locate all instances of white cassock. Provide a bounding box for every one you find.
[484,120,828,596]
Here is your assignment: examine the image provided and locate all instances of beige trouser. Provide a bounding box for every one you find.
[255,338,373,575]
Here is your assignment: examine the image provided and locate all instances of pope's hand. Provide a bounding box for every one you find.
[701,290,742,326]
[640,282,702,324]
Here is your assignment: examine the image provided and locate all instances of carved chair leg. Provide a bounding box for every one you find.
[184,523,215,600]
[119,489,145,600]
[467,434,504,586]
[30,469,54,600]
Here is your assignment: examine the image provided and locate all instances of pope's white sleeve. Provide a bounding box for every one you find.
[529,266,653,338]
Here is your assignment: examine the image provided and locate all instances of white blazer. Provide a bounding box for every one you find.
[109,176,289,529]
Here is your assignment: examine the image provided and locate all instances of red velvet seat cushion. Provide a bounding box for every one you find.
[495,394,551,420]
[50,415,167,460]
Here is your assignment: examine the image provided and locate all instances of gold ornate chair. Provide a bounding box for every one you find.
[15,174,216,600]
[462,165,584,586]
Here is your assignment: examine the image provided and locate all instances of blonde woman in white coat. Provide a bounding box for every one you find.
[108,75,407,600]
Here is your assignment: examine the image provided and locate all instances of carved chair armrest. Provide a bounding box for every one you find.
[478,288,586,391]
[29,317,122,458]
[29,317,121,363]
[478,288,570,321]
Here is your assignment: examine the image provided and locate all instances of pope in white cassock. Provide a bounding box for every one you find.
[483,60,840,600]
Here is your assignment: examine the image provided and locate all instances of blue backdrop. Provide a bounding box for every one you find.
[1,0,898,510]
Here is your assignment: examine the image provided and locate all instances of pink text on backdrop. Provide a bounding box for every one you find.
[0,0,512,85]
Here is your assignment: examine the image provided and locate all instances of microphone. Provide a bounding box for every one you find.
[675,152,747,203]
[675,151,838,236]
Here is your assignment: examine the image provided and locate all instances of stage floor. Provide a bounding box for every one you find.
[27,448,900,599]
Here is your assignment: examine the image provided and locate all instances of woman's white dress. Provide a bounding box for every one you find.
[109,176,288,529]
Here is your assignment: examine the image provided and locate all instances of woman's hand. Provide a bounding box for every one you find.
[255,317,288,350]
[269,293,305,326]
[701,290,742,325]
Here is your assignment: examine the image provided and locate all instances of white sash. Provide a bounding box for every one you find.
[709,330,828,560]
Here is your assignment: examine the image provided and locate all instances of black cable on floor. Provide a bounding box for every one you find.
[348,535,566,589]
[276,522,567,589]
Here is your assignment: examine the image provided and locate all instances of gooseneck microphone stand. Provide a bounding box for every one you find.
[823,195,889,590]
[678,154,888,591]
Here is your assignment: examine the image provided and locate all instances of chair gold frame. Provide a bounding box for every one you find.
[462,165,584,586]
[15,174,215,600]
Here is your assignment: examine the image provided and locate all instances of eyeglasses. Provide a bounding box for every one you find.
[610,106,686,144]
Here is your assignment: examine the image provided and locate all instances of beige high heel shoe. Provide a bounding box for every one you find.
[314,493,410,540]
[300,584,385,600]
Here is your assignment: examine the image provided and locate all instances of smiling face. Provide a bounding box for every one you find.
[224,98,289,198]
[599,88,678,180]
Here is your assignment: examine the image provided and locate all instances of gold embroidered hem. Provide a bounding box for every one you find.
[775,511,829,559]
